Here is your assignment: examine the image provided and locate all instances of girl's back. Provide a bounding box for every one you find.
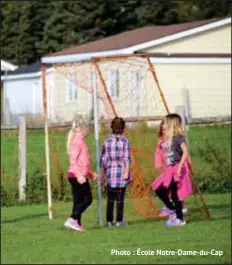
[102,134,130,164]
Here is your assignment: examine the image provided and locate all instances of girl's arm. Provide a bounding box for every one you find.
[177,141,189,176]
[100,142,107,168]
[88,169,99,180]
[123,142,131,179]
[187,155,193,175]
[154,139,164,169]
[69,144,85,183]
[99,143,107,183]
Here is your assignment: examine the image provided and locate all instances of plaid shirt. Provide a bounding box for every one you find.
[100,134,132,188]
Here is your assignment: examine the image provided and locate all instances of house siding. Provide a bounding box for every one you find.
[52,68,93,122]
[153,63,231,118]
[143,24,231,54]
[51,23,231,122]
[4,77,42,115]
[2,71,55,124]
[51,57,231,122]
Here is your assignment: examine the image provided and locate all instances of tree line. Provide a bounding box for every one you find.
[1,0,231,67]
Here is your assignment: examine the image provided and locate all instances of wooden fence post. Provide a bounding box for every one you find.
[182,88,191,127]
[18,116,26,201]
[175,105,189,143]
[4,98,12,125]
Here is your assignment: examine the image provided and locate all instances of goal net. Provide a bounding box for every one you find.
[43,54,210,221]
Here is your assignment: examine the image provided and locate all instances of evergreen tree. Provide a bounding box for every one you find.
[1,0,230,66]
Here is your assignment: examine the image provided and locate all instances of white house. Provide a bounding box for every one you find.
[1,59,18,123]
[41,17,231,122]
[2,17,231,124]
[1,61,54,124]
[1,60,18,72]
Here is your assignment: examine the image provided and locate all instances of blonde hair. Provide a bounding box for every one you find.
[66,119,88,155]
[164,114,185,142]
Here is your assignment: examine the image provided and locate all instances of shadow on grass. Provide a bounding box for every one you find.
[190,202,231,212]
[2,202,230,225]
[182,202,231,223]
[1,213,48,224]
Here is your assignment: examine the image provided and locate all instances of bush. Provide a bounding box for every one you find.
[135,121,150,133]
[26,170,47,204]
[194,138,231,193]
[1,126,230,207]
[1,185,9,207]
[1,184,18,207]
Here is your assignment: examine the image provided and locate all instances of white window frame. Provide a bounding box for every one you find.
[129,70,141,116]
[88,69,97,111]
[66,72,77,103]
[108,69,119,99]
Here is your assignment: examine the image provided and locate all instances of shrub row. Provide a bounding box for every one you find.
[1,138,231,207]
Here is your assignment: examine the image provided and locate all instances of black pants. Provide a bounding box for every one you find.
[69,178,93,225]
[106,187,126,222]
[155,178,183,220]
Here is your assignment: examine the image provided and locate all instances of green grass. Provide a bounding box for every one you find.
[1,124,230,178]
[1,194,231,264]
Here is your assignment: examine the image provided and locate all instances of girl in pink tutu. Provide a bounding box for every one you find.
[152,114,192,226]
[154,120,192,217]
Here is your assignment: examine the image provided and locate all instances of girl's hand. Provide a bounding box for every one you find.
[77,176,86,184]
[177,166,181,177]
[92,172,99,181]
[101,177,106,185]
[123,170,129,180]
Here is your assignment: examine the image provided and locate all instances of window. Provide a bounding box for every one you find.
[89,69,97,93]
[129,71,141,116]
[109,69,119,98]
[67,72,77,102]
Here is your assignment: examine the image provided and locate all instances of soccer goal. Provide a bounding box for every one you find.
[41,53,211,224]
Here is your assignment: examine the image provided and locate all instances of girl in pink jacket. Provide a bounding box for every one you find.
[64,119,98,232]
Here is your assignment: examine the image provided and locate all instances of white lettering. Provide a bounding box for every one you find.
[111,249,131,255]
[211,249,223,257]
[156,249,176,255]
[178,249,197,256]
[137,249,155,255]
[200,250,208,256]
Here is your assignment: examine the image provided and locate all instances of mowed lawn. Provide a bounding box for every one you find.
[1,194,231,264]
[1,124,231,182]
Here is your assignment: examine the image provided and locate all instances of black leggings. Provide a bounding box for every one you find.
[155,178,183,220]
[106,187,126,222]
[69,178,93,225]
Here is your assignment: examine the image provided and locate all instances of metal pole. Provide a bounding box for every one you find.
[41,64,53,220]
[93,71,103,226]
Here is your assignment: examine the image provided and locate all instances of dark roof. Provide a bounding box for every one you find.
[141,53,232,58]
[7,61,52,75]
[46,17,227,57]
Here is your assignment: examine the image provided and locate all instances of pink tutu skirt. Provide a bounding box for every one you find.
[151,163,192,201]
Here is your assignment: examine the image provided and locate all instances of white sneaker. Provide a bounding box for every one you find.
[167,218,186,227]
[116,221,128,227]
[64,218,74,229]
[64,218,84,231]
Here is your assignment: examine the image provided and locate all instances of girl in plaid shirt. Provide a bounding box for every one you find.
[100,117,132,227]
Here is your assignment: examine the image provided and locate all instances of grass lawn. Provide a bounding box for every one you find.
[1,194,231,264]
[1,124,231,186]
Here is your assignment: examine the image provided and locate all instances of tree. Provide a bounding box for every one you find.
[40,1,84,54]
[1,1,22,65]
[1,0,230,66]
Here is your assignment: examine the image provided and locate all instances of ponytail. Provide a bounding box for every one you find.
[66,120,76,155]
[66,119,89,155]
